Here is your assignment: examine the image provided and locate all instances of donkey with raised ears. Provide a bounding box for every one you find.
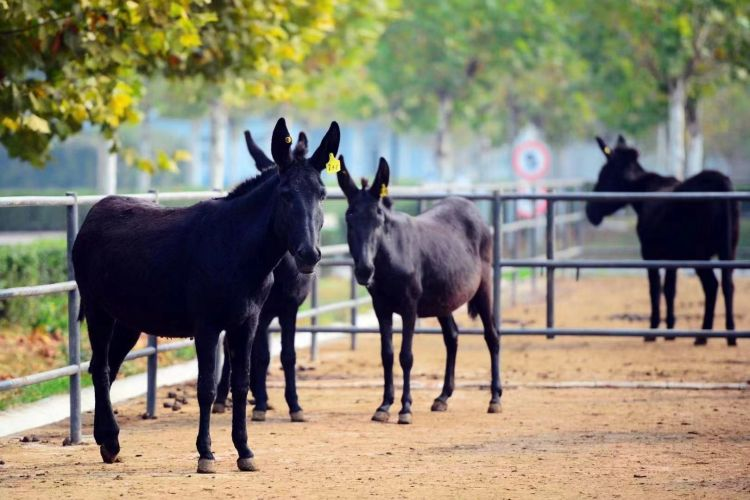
[337,156,502,424]
[73,118,339,473]
[213,129,314,423]
[586,135,739,346]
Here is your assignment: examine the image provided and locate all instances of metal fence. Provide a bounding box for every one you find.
[0,187,747,444]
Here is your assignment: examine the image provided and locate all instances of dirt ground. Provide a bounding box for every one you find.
[0,276,749,499]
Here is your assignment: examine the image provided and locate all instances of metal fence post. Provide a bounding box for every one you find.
[349,268,358,350]
[310,275,319,361]
[65,192,81,444]
[509,200,518,306]
[546,199,555,339]
[492,191,502,330]
[146,190,159,417]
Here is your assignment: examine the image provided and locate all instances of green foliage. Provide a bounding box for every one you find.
[0,0,397,168]
[574,0,750,133]
[0,239,68,332]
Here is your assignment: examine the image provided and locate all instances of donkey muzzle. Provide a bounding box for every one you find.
[354,264,374,287]
[294,246,321,274]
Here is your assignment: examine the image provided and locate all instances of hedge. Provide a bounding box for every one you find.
[0,239,68,333]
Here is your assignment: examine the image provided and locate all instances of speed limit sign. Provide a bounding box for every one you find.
[512,140,551,181]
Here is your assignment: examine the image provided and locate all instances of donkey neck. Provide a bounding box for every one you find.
[222,173,287,278]
[627,164,680,216]
[376,209,414,265]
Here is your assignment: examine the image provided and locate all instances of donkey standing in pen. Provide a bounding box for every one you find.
[337,156,502,424]
[586,135,739,346]
[212,129,313,422]
[73,118,338,473]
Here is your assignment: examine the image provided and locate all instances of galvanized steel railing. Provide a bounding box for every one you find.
[1,185,747,445]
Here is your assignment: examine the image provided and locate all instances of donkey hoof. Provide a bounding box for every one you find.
[196,458,216,474]
[397,413,412,425]
[487,402,502,414]
[237,457,258,472]
[643,336,656,342]
[251,410,266,422]
[727,337,737,347]
[211,403,226,414]
[431,400,448,412]
[694,337,707,346]
[664,336,676,341]
[290,410,306,422]
[371,410,390,423]
[99,445,120,464]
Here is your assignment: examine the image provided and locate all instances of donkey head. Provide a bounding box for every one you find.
[586,135,643,226]
[337,156,391,286]
[270,118,339,274]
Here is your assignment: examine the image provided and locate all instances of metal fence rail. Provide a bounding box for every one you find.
[0,186,746,444]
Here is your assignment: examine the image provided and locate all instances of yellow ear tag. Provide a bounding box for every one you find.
[380,184,388,198]
[325,153,341,174]
[603,146,611,155]
[285,136,292,144]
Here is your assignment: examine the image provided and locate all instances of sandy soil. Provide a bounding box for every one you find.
[0,276,748,498]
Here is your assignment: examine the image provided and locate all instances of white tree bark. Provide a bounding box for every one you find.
[209,100,228,190]
[656,123,668,172]
[686,98,704,177]
[136,107,151,193]
[96,141,118,194]
[435,93,454,180]
[186,118,202,187]
[667,77,687,180]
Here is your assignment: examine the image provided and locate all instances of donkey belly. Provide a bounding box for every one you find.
[416,268,482,318]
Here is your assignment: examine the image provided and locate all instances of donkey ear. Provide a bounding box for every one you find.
[271,118,293,171]
[369,157,390,199]
[244,130,275,171]
[310,121,341,171]
[293,131,309,159]
[616,134,627,148]
[595,136,611,158]
[336,155,358,200]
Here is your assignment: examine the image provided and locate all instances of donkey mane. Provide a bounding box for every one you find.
[224,168,278,200]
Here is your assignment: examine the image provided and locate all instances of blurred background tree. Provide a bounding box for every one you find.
[1,0,749,184]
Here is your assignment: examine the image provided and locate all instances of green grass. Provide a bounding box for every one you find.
[0,372,93,411]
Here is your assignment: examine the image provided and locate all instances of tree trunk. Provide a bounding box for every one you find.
[96,141,118,194]
[686,97,703,177]
[186,118,202,187]
[656,123,668,171]
[209,100,228,190]
[227,116,239,184]
[435,92,454,180]
[667,77,687,180]
[136,106,151,193]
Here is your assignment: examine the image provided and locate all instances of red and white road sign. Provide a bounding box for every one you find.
[512,139,551,181]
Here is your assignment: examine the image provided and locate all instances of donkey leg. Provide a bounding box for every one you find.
[212,338,231,413]
[249,311,274,421]
[663,269,677,340]
[645,269,661,341]
[695,268,718,346]
[86,305,119,463]
[194,330,220,473]
[431,315,458,412]
[227,318,258,472]
[721,268,736,346]
[473,286,502,413]
[107,322,141,386]
[397,311,417,425]
[278,305,304,421]
[372,306,394,423]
